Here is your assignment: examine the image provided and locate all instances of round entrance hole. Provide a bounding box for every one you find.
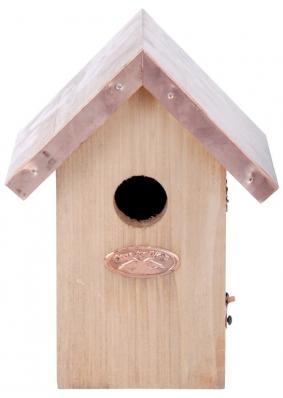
[114,176,167,226]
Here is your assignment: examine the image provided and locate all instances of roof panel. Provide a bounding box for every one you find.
[6,10,278,201]
[143,12,277,183]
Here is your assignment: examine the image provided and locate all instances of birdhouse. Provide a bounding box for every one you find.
[6,10,278,389]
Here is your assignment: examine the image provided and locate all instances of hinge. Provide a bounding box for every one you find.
[225,292,235,327]
[226,179,229,212]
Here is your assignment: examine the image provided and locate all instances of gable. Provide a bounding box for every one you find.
[6,10,277,202]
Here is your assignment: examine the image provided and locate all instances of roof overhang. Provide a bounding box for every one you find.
[6,10,278,202]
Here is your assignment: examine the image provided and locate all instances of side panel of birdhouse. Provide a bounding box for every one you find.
[57,88,226,388]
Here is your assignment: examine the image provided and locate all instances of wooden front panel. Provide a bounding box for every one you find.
[57,88,226,388]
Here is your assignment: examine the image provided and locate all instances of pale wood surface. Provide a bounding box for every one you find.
[57,88,226,388]
[7,10,277,201]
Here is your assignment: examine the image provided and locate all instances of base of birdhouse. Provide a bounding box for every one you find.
[56,88,226,389]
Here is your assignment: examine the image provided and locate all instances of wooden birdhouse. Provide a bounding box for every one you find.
[6,10,278,389]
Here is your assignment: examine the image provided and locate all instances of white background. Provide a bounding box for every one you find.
[0,0,282,396]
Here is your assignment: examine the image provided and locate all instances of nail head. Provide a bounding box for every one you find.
[31,168,38,176]
[115,83,124,91]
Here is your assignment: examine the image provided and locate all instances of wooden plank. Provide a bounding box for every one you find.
[143,54,277,202]
[7,55,142,199]
[143,11,277,181]
[141,12,278,201]
[6,12,143,198]
[6,10,277,201]
[57,88,226,388]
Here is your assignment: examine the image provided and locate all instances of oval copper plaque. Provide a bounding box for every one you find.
[105,246,179,278]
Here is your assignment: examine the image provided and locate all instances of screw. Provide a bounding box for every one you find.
[227,315,232,325]
[167,92,174,100]
[115,83,124,91]
[31,168,38,176]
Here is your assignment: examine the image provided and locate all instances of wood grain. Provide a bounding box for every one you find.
[6,10,277,201]
[57,88,226,388]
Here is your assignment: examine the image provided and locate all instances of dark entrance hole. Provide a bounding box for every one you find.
[114,176,167,225]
